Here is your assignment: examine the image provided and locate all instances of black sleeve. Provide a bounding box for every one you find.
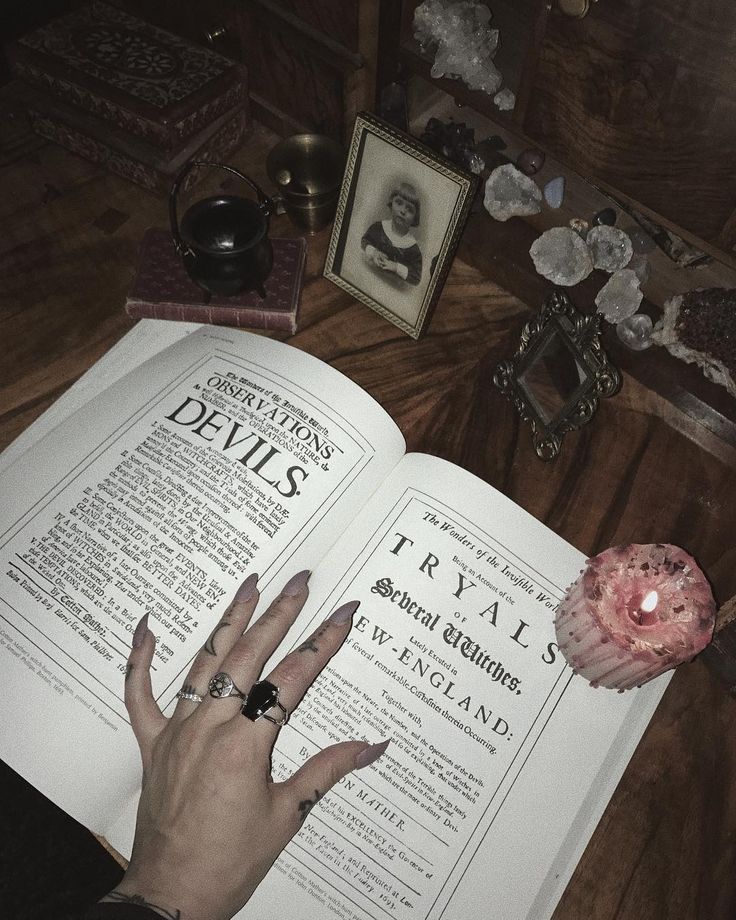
[401,244,422,285]
[361,221,383,251]
[82,905,164,919]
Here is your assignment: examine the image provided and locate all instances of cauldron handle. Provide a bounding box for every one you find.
[169,160,274,257]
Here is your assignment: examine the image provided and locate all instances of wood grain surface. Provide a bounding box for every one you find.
[523,0,736,250]
[121,0,372,142]
[390,0,736,267]
[1,91,735,919]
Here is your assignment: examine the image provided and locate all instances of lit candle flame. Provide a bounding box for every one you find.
[640,590,658,613]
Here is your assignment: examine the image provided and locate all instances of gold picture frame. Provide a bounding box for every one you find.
[324,112,478,339]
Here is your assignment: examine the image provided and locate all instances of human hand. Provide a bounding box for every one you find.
[363,244,381,268]
[103,571,388,920]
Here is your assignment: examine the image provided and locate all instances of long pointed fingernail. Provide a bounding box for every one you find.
[356,739,390,769]
[328,600,359,624]
[282,569,311,597]
[235,572,259,602]
[132,613,149,649]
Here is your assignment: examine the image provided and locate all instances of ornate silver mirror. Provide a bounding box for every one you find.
[493,290,621,460]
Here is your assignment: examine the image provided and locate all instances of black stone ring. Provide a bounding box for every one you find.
[240,680,289,726]
[208,671,248,701]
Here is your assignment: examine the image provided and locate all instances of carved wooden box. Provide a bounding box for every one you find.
[7,1,250,192]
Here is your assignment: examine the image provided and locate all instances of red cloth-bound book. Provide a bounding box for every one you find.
[125,229,306,333]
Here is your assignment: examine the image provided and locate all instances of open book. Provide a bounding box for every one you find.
[0,324,668,920]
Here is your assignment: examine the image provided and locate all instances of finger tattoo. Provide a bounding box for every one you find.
[297,624,328,655]
[204,618,231,656]
[125,663,133,682]
[298,789,323,823]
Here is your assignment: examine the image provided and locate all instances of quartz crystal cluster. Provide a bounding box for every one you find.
[587,226,633,273]
[484,164,542,221]
[529,227,591,286]
[555,543,716,691]
[526,219,650,339]
[595,269,643,323]
[476,128,656,342]
[414,0,504,98]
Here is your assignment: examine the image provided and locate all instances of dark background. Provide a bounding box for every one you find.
[2,2,126,915]
[0,759,124,917]
[1,0,79,82]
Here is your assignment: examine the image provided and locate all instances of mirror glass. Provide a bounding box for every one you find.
[493,291,621,460]
[518,327,589,424]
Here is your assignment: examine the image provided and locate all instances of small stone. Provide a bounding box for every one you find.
[484,164,542,221]
[493,88,516,111]
[517,148,545,176]
[586,226,634,272]
[595,268,643,323]
[530,226,594,286]
[569,217,589,236]
[629,254,651,285]
[466,152,485,174]
[617,314,654,351]
[544,176,565,209]
[485,134,507,151]
[593,207,617,226]
[626,226,657,254]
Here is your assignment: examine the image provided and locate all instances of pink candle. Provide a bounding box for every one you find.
[555,543,716,690]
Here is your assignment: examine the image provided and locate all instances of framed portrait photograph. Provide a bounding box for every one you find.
[324,113,478,339]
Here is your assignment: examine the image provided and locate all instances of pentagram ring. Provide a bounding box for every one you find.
[175,687,204,703]
[208,671,248,701]
[241,680,289,726]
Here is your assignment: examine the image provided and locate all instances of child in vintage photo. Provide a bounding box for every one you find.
[361,181,423,286]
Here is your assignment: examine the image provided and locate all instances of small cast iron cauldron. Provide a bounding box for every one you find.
[169,161,274,298]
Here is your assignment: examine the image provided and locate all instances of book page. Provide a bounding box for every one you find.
[0,319,201,473]
[0,327,405,834]
[239,453,668,920]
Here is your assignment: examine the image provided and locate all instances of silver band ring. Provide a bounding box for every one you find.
[175,687,204,703]
[241,680,289,726]
[208,671,248,701]
[260,702,288,726]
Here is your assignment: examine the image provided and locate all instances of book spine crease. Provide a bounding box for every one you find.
[125,301,296,333]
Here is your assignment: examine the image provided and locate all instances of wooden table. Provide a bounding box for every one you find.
[2,98,736,919]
